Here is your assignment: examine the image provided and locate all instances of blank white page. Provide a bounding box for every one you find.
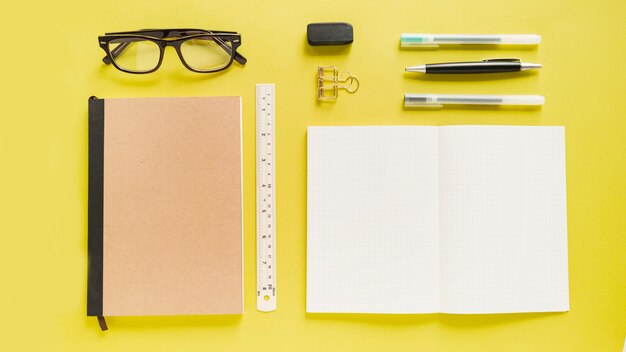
[439,126,569,313]
[307,126,440,313]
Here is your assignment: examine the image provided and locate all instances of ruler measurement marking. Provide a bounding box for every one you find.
[256,84,276,312]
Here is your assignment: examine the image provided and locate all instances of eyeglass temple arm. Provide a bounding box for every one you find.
[233,50,247,65]
[213,37,247,65]
[102,42,130,64]
[102,34,247,65]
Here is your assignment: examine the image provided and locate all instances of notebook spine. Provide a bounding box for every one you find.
[87,97,105,319]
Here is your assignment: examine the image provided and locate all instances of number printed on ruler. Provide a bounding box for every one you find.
[256,84,276,312]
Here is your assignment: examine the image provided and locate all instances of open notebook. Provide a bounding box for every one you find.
[88,97,243,326]
[307,126,569,314]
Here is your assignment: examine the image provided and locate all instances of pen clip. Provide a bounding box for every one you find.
[482,58,521,62]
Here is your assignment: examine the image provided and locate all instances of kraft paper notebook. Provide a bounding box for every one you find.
[307,126,569,314]
[88,96,243,325]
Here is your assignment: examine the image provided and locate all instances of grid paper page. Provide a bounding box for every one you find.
[439,126,569,313]
[307,126,440,313]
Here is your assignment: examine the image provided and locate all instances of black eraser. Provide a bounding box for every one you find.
[307,22,353,46]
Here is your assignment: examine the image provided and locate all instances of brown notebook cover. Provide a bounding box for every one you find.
[88,96,243,318]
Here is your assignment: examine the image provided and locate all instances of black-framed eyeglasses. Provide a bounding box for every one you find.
[98,28,247,74]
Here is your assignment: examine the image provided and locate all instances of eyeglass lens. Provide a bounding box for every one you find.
[180,37,234,72]
[108,38,161,73]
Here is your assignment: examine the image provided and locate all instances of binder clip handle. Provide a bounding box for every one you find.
[317,66,360,102]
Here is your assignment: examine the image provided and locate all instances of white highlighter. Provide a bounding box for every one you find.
[401,34,541,48]
[404,94,545,108]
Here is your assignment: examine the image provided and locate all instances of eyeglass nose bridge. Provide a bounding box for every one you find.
[153,40,212,74]
[158,41,191,68]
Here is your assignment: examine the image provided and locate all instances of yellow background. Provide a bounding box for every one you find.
[1,0,624,351]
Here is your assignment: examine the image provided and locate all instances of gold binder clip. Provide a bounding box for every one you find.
[317,66,360,101]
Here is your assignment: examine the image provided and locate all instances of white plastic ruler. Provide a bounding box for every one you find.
[256,84,276,312]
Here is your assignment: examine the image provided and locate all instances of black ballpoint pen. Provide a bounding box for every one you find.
[405,58,541,74]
